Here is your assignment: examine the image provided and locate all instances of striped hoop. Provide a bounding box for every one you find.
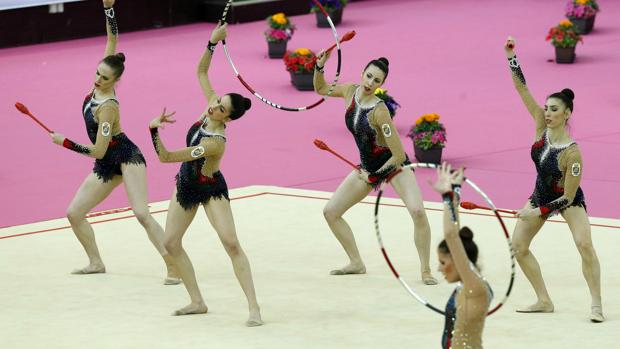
[218,0,342,111]
[374,162,516,316]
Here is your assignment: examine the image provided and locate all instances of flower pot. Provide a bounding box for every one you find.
[267,40,287,59]
[315,8,343,28]
[414,145,443,164]
[568,15,595,34]
[555,46,576,64]
[289,71,314,91]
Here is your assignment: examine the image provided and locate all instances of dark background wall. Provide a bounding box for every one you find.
[0,0,367,48]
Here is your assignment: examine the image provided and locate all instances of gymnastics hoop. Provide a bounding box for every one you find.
[218,0,343,111]
[374,162,516,316]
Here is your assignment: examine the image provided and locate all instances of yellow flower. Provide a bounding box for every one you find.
[374,88,386,95]
[271,13,287,25]
[275,17,287,25]
[576,0,589,5]
[559,19,573,27]
[295,48,311,55]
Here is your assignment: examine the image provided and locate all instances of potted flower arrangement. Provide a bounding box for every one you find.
[374,88,401,118]
[283,48,317,91]
[546,19,583,64]
[264,13,295,59]
[565,0,599,34]
[310,0,348,28]
[407,113,446,164]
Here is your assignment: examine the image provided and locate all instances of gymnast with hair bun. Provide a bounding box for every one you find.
[49,0,179,284]
[313,51,436,285]
[148,22,262,326]
[504,36,603,322]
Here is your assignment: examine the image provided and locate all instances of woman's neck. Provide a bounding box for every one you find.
[94,87,115,98]
[356,86,377,106]
[546,126,570,144]
[204,117,225,133]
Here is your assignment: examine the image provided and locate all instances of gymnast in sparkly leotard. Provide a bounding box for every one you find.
[313,52,436,284]
[504,36,603,322]
[431,164,492,349]
[148,23,262,326]
[49,0,178,283]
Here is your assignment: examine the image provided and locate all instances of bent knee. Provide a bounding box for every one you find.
[323,205,342,222]
[164,236,182,255]
[408,206,427,220]
[512,242,531,260]
[575,239,595,257]
[66,208,86,224]
[133,210,151,226]
[222,239,241,256]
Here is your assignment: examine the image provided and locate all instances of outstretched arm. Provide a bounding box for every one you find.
[102,0,118,58]
[504,36,545,134]
[149,108,225,163]
[197,23,227,105]
[313,49,353,98]
[431,164,486,291]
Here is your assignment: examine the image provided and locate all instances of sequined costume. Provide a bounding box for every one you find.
[442,282,493,349]
[151,119,228,210]
[529,129,586,217]
[345,86,410,187]
[63,92,146,182]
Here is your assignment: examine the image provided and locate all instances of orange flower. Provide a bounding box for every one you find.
[295,48,312,56]
[559,19,573,27]
[415,117,424,125]
[576,0,589,5]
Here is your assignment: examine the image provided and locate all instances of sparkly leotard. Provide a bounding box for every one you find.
[443,282,493,349]
[81,91,145,182]
[174,119,228,210]
[529,130,586,217]
[345,87,410,187]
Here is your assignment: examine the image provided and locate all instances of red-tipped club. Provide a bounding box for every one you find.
[14,102,53,133]
[326,30,356,54]
[460,201,517,215]
[313,138,358,169]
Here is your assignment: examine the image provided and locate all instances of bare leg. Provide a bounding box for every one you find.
[512,202,553,313]
[67,173,122,274]
[205,198,263,326]
[323,170,372,275]
[121,163,180,284]
[562,206,604,322]
[390,169,437,285]
[162,190,206,315]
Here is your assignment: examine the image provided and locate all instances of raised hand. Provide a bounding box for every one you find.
[429,162,458,194]
[149,108,177,129]
[210,22,228,43]
[103,0,115,8]
[316,49,331,68]
[505,36,516,53]
[51,132,65,145]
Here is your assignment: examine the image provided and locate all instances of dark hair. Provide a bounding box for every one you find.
[101,52,126,79]
[363,57,389,82]
[227,93,252,120]
[438,226,479,265]
[547,88,574,112]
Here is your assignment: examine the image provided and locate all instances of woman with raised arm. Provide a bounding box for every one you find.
[313,51,436,284]
[49,0,179,284]
[148,23,262,326]
[430,163,491,349]
[504,36,603,322]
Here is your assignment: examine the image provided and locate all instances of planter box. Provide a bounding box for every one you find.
[414,146,443,164]
[555,46,576,64]
[315,7,343,27]
[267,40,287,58]
[289,71,314,91]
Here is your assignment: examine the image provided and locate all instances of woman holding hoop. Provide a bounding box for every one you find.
[505,37,603,322]
[430,163,492,349]
[49,0,179,283]
[148,23,262,326]
[313,52,436,284]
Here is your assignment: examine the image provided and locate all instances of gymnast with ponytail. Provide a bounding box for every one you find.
[148,22,262,326]
[49,0,179,283]
[504,36,603,322]
[313,52,437,284]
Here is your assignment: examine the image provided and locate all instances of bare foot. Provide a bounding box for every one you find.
[330,263,366,275]
[163,255,181,285]
[172,302,208,316]
[71,264,106,275]
[246,308,263,327]
[590,305,604,323]
[516,301,554,313]
[421,271,438,285]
